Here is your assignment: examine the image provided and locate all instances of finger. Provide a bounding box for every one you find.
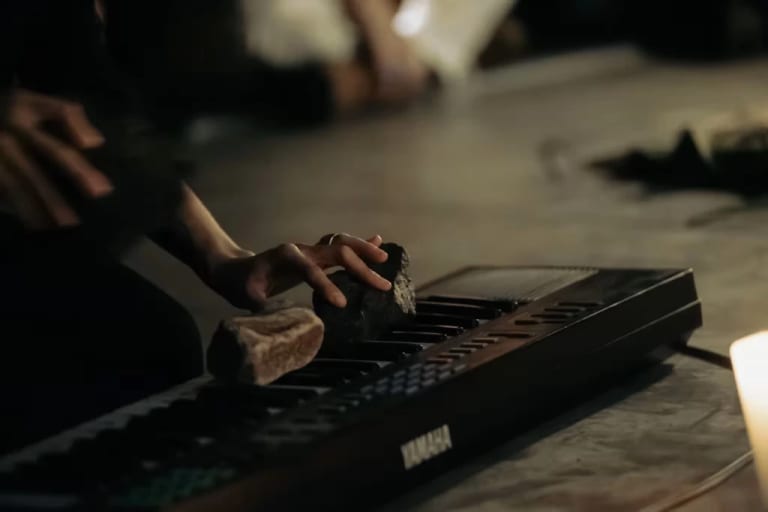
[0,133,79,227]
[28,95,105,149]
[284,243,347,307]
[58,103,105,149]
[316,233,341,246]
[12,125,112,198]
[366,234,383,247]
[0,163,52,230]
[326,233,388,264]
[334,245,392,291]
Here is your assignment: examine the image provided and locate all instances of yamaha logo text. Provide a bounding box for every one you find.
[401,424,453,470]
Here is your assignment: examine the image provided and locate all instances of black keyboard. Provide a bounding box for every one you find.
[0,266,702,512]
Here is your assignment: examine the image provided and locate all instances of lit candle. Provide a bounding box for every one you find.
[731,331,768,506]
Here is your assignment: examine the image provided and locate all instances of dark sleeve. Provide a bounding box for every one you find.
[11,0,105,94]
[0,3,21,91]
[0,0,139,117]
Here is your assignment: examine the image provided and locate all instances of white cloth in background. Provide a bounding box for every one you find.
[394,0,517,81]
[241,0,357,65]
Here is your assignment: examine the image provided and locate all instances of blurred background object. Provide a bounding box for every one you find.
[393,0,518,81]
[102,0,768,135]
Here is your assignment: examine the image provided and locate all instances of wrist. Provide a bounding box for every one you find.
[201,242,255,278]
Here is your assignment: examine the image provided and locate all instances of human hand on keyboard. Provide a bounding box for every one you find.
[205,233,392,310]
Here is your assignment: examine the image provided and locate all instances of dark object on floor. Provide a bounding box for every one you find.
[0,266,702,511]
[592,127,768,198]
[313,243,416,353]
[208,307,324,385]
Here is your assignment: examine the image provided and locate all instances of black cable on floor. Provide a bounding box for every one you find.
[676,344,732,370]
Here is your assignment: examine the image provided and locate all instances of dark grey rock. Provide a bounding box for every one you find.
[313,243,416,353]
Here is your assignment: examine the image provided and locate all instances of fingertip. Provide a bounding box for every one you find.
[88,176,114,198]
[80,132,105,149]
[67,120,105,149]
[58,210,80,228]
[333,292,348,308]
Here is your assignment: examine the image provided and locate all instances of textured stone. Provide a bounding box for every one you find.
[313,243,416,352]
[207,306,324,385]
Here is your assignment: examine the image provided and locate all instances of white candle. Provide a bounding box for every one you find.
[731,331,768,506]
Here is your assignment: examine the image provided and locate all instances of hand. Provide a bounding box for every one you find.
[205,233,393,310]
[0,89,112,229]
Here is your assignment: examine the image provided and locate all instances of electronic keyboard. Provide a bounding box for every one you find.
[0,266,702,511]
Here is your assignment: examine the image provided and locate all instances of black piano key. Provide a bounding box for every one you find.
[447,348,474,355]
[379,331,448,343]
[274,369,351,387]
[461,341,490,349]
[557,300,603,308]
[306,358,390,373]
[531,313,570,320]
[341,341,425,361]
[394,323,465,336]
[544,306,582,313]
[416,300,501,319]
[414,313,480,329]
[423,295,518,313]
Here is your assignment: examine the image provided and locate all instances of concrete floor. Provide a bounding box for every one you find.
[126,46,768,509]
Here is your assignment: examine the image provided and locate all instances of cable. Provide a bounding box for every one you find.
[639,451,753,512]
[639,345,753,511]
[676,345,732,370]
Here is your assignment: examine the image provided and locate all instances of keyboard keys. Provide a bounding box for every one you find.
[416,300,501,319]
[557,301,603,308]
[447,348,474,355]
[544,307,582,313]
[531,313,570,320]
[340,341,426,361]
[415,313,480,329]
[274,369,353,387]
[423,295,518,312]
[395,323,464,336]
[380,331,448,343]
[0,284,523,498]
[307,358,389,372]
[461,341,490,349]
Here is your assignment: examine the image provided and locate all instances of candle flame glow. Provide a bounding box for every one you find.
[731,331,768,507]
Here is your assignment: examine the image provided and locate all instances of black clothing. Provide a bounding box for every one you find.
[0,215,203,454]
[0,2,201,454]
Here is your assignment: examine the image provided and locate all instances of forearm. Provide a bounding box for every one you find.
[150,183,252,278]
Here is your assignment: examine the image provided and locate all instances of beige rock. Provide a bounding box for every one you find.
[207,307,324,385]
